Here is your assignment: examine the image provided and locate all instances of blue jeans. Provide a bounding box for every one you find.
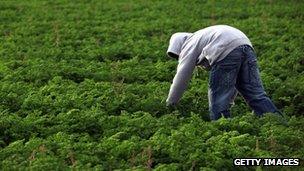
[208,45,280,120]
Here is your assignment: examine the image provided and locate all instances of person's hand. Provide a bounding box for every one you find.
[166,102,177,113]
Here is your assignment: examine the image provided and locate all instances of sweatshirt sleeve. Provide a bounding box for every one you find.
[166,41,198,105]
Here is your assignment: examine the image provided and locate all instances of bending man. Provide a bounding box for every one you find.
[166,25,280,120]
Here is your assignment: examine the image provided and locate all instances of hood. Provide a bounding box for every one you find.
[167,32,193,59]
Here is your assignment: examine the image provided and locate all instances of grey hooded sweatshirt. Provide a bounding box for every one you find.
[166,25,252,105]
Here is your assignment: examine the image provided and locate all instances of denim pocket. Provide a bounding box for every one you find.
[219,63,238,88]
[248,59,262,86]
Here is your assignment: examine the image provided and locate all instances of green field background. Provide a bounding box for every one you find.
[0,0,303,170]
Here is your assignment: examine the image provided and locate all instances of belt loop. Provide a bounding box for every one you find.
[242,45,247,53]
[243,45,248,53]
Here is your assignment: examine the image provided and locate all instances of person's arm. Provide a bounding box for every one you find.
[166,42,199,106]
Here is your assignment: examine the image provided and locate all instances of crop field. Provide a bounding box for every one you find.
[0,0,303,170]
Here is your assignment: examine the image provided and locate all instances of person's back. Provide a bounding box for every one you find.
[192,25,252,65]
[166,25,281,120]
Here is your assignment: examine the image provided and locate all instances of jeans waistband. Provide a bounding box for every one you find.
[235,44,253,53]
[236,44,251,49]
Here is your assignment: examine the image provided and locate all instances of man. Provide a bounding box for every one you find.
[166,25,280,120]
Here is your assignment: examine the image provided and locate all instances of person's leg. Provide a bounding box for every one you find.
[208,47,242,120]
[236,46,280,116]
[220,89,238,118]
